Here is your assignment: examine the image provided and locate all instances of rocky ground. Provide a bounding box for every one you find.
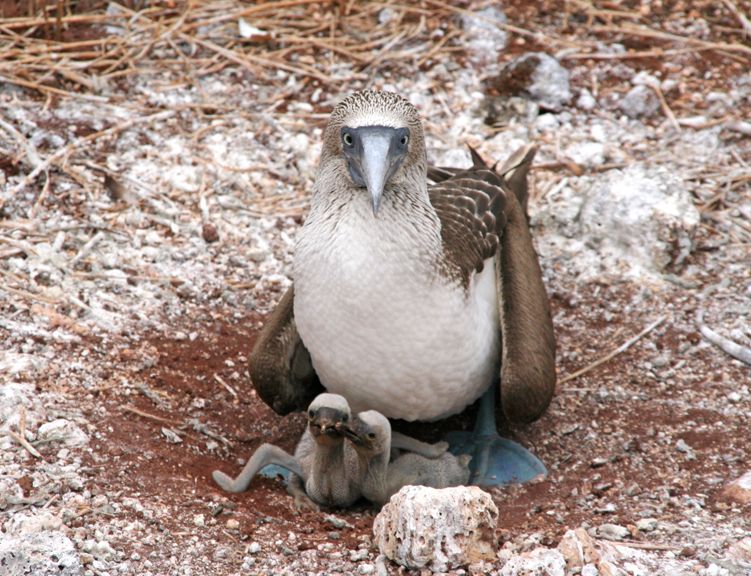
[1,1,750,575]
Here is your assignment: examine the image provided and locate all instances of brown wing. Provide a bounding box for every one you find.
[428,148,508,288]
[250,286,323,415]
[429,145,532,219]
[431,145,556,424]
[494,146,556,423]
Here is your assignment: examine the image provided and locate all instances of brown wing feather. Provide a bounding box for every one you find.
[428,154,508,287]
[431,145,556,424]
[250,286,323,415]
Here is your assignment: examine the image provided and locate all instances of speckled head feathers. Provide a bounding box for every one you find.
[329,90,422,129]
[308,393,351,416]
[319,90,427,177]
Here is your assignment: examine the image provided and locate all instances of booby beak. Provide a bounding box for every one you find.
[341,125,410,216]
[309,407,348,438]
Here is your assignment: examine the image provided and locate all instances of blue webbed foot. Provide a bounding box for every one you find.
[444,385,546,486]
[444,430,546,485]
[258,464,291,482]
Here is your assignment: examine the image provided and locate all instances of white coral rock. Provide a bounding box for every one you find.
[372,485,498,572]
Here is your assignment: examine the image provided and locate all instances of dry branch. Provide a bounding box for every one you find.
[122,405,179,426]
[721,0,751,37]
[592,24,751,56]
[699,323,751,366]
[560,317,667,385]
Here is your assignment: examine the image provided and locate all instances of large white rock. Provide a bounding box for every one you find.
[536,165,700,280]
[372,485,498,572]
[495,53,571,111]
[0,531,82,576]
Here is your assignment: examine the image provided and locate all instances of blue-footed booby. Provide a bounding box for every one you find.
[249,90,556,485]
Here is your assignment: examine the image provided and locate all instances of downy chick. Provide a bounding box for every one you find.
[213,393,361,509]
[343,410,472,506]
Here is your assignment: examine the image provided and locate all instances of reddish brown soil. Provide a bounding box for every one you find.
[63,274,749,558]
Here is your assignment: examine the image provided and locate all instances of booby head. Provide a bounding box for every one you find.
[306,393,351,446]
[322,90,427,215]
[340,409,391,456]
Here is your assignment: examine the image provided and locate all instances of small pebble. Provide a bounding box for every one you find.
[226,519,239,530]
[376,555,389,576]
[247,542,261,554]
[193,514,205,527]
[161,427,183,444]
[323,514,352,529]
[636,518,659,532]
[202,222,219,243]
[358,563,375,574]
[598,523,630,540]
[594,503,617,514]
[676,439,692,453]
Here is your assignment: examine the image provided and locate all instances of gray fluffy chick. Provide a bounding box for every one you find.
[343,409,472,507]
[213,393,361,510]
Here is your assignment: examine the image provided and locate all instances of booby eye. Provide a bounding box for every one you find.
[400,134,409,146]
[367,432,376,439]
[308,409,315,418]
[342,132,354,147]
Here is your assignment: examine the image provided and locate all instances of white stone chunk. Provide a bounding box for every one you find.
[500,547,566,576]
[37,419,89,448]
[0,531,82,576]
[723,470,751,504]
[537,165,700,280]
[372,485,498,572]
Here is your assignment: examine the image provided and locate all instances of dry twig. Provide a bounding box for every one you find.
[122,405,179,426]
[600,539,682,552]
[560,317,667,385]
[698,322,751,366]
[721,0,751,37]
[8,406,44,459]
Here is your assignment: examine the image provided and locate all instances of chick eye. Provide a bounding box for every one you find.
[400,134,409,146]
[342,132,354,147]
[308,410,315,418]
[368,432,376,439]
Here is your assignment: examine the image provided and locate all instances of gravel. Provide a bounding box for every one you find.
[1,2,749,575]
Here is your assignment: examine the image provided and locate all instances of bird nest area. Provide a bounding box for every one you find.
[1,1,751,576]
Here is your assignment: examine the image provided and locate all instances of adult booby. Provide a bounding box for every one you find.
[249,91,556,485]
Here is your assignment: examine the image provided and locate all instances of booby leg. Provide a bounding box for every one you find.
[444,386,546,486]
[213,443,302,492]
